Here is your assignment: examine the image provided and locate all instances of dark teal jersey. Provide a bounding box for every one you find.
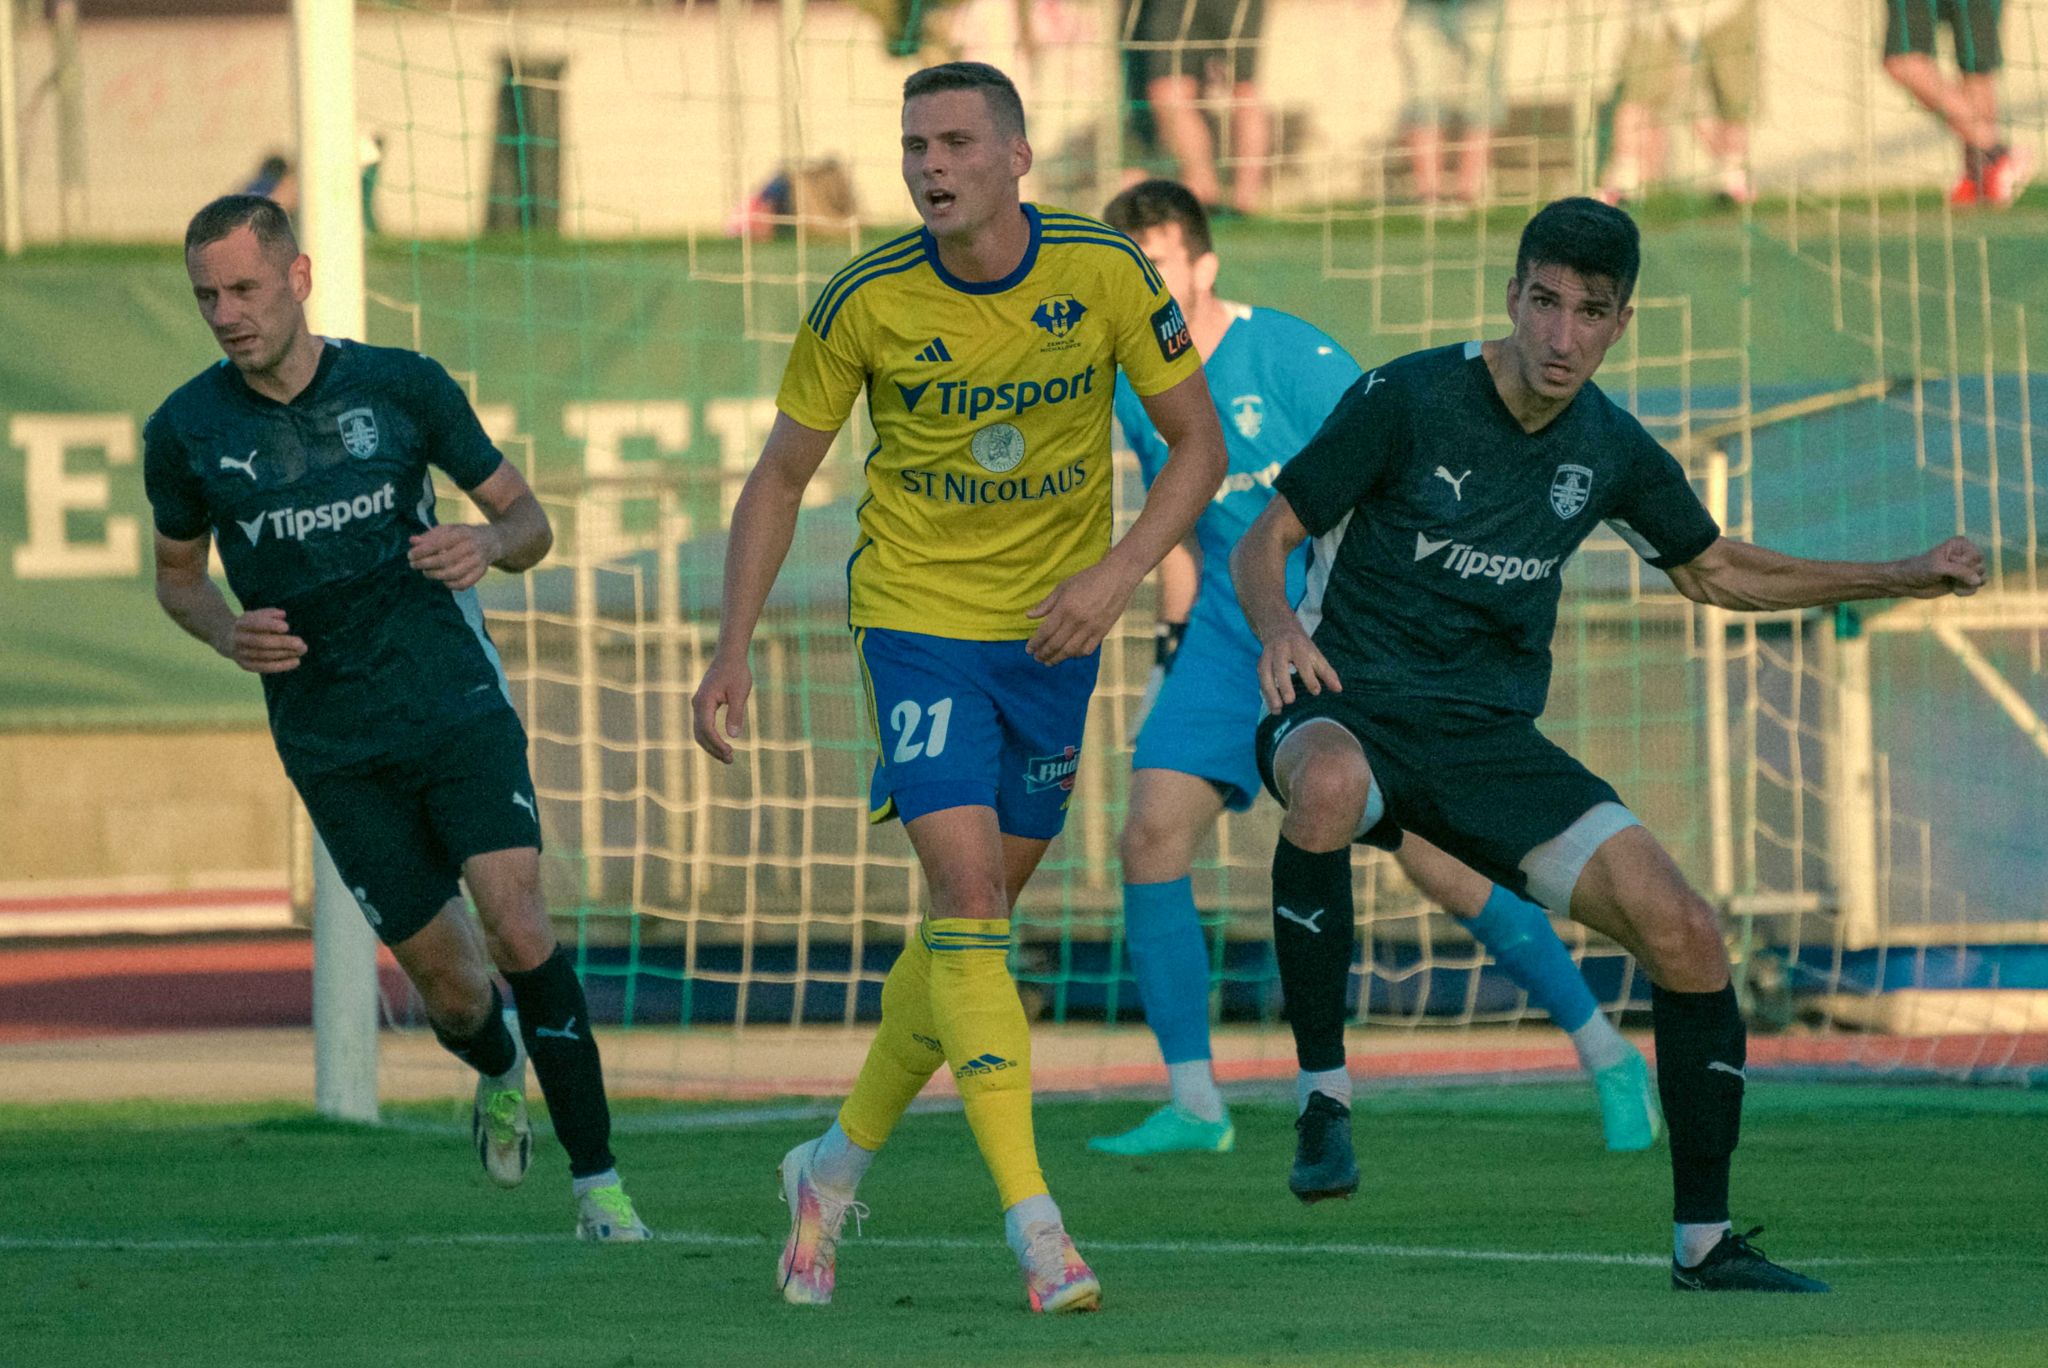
[1273,341,1720,718]
[143,339,513,774]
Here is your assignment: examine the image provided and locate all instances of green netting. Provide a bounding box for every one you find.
[346,0,2047,1081]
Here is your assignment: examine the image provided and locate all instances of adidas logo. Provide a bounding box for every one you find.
[914,336,953,363]
[954,1052,1015,1078]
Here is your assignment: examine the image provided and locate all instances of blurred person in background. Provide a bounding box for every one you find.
[1133,0,1271,214]
[1881,0,2031,206]
[1599,0,1759,208]
[1395,0,1509,209]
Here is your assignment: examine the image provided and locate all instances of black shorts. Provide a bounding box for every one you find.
[1255,691,1623,900]
[1885,0,2003,75]
[290,707,542,946]
[1134,0,1266,86]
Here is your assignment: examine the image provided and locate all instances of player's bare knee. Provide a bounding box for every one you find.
[1119,806,1196,879]
[1637,895,1727,987]
[1286,753,1371,831]
[484,918,557,975]
[935,883,1009,921]
[412,958,495,1034]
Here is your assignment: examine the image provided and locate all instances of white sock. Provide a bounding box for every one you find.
[1675,1220,1733,1267]
[1297,1067,1352,1113]
[1004,1192,1063,1256]
[809,1120,874,1197]
[1569,1014,1634,1075]
[571,1167,620,1198]
[1168,1060,1227,1123]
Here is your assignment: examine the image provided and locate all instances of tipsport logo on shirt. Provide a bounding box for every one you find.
[895,363,1099,420]
[235,481,397,546]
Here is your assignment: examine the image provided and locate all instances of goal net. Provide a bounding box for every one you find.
[340,0,2047,1104]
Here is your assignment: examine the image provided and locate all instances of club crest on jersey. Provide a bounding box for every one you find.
[1550,463,1593,519]
[1230,394,1265,439]
[971,421,1027,473]
[1031,294,1088,340]
[338,407,379,459]
[1024,746,1079,794]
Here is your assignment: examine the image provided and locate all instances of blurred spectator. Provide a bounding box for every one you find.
[359,131,385,235]
[1599,0,1758,208]
[236,135,384,231]
[1881,0,2030,206]
[1132,0,1270,214]
[1396,0,1508,208]
[238,151,298,215]
[729,159,860,242]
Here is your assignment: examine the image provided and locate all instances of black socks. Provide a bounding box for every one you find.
[1271,837,1357,1074]
[505,947,617,1179]
[1652,982,1746,1224]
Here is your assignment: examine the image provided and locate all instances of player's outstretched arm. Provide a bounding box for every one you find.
[691,412,839,764]
[1232,493,1341,712]
[152,529,306,674]
[408,460,552,591]
[1026,369,1226,665]
[1665,534,1986,611]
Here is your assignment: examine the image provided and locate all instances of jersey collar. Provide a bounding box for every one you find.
[920,204,1042,296]
[221,336,343,410]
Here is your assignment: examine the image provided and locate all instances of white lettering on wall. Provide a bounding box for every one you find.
[11,414,141,580]
[562,401,692,553]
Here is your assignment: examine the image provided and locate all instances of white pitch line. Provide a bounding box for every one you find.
[0,1229,2025,1269]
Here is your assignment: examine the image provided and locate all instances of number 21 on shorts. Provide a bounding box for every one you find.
[891,697,953,762]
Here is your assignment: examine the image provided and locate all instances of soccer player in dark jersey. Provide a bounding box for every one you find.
[144,195,650,1241]
[1092,180,1660,1160]
[1234,196,1985,1292]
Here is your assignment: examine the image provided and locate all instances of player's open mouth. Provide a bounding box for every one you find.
[1543,362,1573,382]
[925,190,955,210]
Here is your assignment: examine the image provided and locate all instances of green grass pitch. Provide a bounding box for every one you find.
[6,1081,2045,1366]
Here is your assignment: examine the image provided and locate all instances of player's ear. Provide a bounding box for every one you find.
[1612,301,1634,342]
[289,253,313,304]
[1011,135,1033,180]
[1194,251,1220,296]
[1504,274,1523,323]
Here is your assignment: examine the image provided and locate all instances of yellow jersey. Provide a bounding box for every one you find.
[776,204,1201,639]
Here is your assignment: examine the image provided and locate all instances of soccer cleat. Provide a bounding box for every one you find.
[1671,1227,1830,1293]
[1086,1104,1235,1156]
[777,1138,868,1306]
[1949,171,1982,208]
[575,1182,652,1242]
[1591,1046,1664,1153]
[471,1073,531,1189]
[1016,1221,1102,1313]
[1288,1091,1359,1204]
[1986,147,2034,208]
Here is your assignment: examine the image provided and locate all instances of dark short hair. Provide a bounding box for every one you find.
[184,194,299,261]
[903,61,1027,140]
[1102,179,1213,259]
[1514,196,1640,304]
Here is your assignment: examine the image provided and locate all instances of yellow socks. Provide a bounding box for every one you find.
[837,930,946,1150]
[925,917,1047,1209]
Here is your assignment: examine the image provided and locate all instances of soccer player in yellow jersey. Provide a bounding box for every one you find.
[692,61,1227,1312]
